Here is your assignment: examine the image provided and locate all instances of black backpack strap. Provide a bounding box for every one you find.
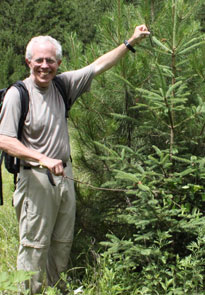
[2,80,29,138]
[0,153,3,205]
[13,81,29,138]
[52,76,70,118]
[13,81,29,184]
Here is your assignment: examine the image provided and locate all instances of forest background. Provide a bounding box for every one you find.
[0,0,205,294]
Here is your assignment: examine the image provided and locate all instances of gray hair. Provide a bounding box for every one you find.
[25,36,62,61]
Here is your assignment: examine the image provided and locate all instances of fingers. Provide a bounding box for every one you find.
[139,24,149,33]
[51,161,65,176]
[39,156,65,176]
[137,24,150,38]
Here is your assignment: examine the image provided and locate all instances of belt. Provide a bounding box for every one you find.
[23,162,67,170]
[23,162,67,187]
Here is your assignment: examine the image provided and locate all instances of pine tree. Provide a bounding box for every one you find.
[64,0,205,292]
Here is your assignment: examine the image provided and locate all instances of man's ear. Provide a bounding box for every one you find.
[25,58,31,67]
[58,60,62,66]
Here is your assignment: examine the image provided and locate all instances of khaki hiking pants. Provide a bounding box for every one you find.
[13,160,76,294]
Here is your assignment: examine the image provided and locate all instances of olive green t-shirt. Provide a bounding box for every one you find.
[0,64,94,165]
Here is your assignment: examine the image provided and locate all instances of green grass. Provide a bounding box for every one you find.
[0,167,19,272]
[0,167,114,294]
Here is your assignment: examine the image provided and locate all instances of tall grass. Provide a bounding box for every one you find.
[0,167,18,272]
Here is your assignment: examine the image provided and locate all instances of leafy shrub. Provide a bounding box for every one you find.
[0,270,34,294]
[99,147,205,294]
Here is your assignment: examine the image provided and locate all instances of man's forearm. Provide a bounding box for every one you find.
[0,135,44,163]
[92,24,150,76]
[93,43,129,76]
[0,135,66,175]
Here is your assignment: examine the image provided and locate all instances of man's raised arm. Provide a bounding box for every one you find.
[92,24,150,76]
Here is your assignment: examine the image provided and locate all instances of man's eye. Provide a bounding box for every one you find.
[35,58,55,64]
[46,59,55,64]
[35,58,43,63]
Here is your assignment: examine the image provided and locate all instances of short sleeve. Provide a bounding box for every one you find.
[0,87,21,137]
[57,64,95,107]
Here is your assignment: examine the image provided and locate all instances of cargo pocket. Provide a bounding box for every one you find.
[24,199,50,248]
[13,170,30,222]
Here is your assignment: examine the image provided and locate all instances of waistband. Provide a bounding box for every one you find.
[23,162,67,170]
[22,162,69,187]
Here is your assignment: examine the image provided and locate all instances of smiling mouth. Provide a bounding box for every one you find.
[39,71,52,78]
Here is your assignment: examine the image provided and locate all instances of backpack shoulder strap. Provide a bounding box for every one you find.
[0,153,3,205]
[2,81,29,138]
[13,81,29,139]
[52,76,70,118]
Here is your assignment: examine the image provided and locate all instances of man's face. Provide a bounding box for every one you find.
[26,41,61,88]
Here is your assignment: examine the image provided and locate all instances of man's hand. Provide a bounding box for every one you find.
[128,24,150,46]
[39,156,65,176]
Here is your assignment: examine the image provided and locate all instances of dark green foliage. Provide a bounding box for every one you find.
[0,0,112,87]
[99,146,205,294]
[63,0,205,293]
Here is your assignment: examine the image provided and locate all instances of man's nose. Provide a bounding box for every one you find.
[41,59,49,67]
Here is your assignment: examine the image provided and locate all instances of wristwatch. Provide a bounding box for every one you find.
[124,40,136,53]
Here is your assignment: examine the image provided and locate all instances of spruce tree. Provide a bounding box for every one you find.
[64,1,205,292]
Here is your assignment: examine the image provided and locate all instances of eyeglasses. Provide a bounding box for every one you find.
[34,58,57,65]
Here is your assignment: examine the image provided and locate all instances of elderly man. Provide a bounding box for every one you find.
[0,25,150,294]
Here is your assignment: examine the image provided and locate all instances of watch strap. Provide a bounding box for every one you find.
[124,40,136,53]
